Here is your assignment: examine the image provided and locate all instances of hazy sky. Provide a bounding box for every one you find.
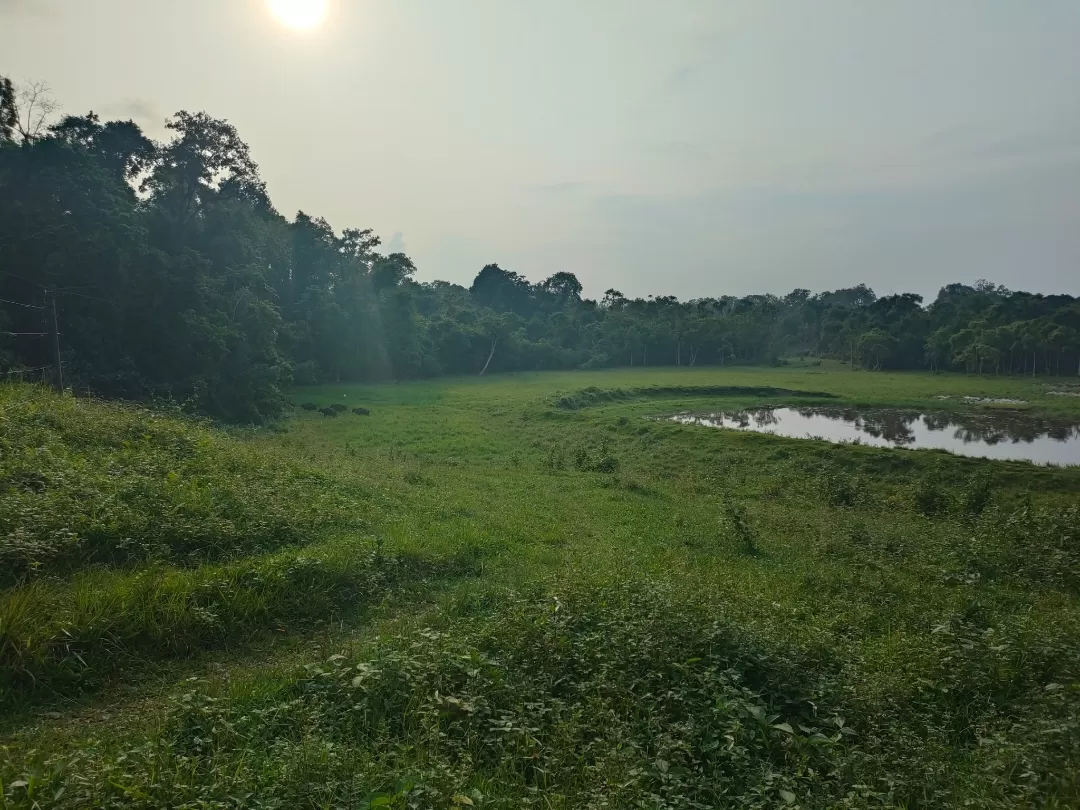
[4,0,1080,301]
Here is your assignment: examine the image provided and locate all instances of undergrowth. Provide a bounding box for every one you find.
[0,386,364,582]
[1,370,1079,809]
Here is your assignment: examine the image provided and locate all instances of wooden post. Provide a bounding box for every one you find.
[48,291,63,392]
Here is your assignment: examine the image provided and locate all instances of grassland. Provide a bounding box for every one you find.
[2,363,1079,808]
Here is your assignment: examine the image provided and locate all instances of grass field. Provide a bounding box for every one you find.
[2,363,1079,808]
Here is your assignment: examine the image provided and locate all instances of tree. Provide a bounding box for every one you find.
[9,79,59,142]
[0,76,17,143]
[50,113,156,181]
[540,272,583,302]
[470,264,533,315]
[148,111,265,227]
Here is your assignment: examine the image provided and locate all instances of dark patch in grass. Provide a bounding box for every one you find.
[554,385,837,410]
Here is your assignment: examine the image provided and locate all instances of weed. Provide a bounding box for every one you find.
[722,499,758,555]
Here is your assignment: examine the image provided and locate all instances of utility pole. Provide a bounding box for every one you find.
[47,289,63,392]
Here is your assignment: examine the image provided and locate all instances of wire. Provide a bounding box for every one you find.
[0,270,49,288]
[57,289,119,305]
[0,331,48,336]
[2,365,50,375]
[0,275,119,305]
[0,222,75,247]
[0,297,44,309]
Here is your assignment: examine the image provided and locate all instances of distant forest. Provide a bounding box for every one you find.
[3,76,1079,421]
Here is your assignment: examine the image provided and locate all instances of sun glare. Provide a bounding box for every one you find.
[268,0,329,30]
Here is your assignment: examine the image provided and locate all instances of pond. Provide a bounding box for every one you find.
[666,407,1080,466]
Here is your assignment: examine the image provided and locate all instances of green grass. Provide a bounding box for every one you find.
[2,365,1080,808]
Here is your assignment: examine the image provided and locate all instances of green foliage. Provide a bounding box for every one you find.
[913,469,950,516]
[554,385,834,410]
[2,367,1080,808]
[722,500,758,555]
[822,467,861,507]
[0,584,869,808]
[0,541,428,704]
[0,386,360,582]
[959,471,994,516]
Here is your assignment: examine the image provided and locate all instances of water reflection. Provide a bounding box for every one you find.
[668,407,1080,466]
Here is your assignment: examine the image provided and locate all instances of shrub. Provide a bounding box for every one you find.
[722,499,758,554]
[959,471,994,517]
[913,470,949,516]
[593,455,620,474]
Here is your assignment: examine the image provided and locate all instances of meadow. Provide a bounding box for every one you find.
[1,363,1079,808]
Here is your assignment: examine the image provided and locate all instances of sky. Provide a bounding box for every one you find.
[3,0,1080,302]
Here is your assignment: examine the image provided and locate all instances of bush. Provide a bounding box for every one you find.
[959,471,994,517]
[913,470,949,516]
[593,455,620,474]
[723,499,758,554]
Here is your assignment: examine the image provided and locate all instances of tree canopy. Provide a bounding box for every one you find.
[2,76,1078,421]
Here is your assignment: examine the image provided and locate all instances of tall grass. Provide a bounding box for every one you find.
[0,385,365,582]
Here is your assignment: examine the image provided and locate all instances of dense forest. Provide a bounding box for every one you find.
[3,76,1079,422]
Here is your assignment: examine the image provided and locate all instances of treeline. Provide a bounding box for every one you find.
[2,77,1079,422]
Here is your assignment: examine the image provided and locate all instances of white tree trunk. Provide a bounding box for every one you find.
[479,338,497,376]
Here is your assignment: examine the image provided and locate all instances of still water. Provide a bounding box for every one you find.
[668,407,1080,466]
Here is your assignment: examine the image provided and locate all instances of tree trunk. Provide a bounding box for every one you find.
[479,338,497,376]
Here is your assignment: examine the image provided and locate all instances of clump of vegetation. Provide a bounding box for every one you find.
[959,470,994,516]
[913,469,950,515]
[0,584,870,808]
[0,541,434,704]
[0,386,360,582]
[554,385,834,410]
[822,467,861,507]
[722,499,758,554]
[592,455,620,474]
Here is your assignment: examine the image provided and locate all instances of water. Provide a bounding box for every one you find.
[667,407,1080,466]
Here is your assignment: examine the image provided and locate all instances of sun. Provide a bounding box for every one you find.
[268,0,329,30]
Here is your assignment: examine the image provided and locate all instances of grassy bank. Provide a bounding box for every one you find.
[2,366,1079,808]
